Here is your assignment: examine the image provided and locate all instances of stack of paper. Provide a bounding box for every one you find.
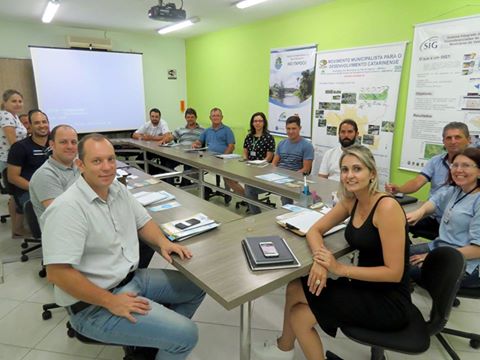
[215,154,242,159]
[159,142,180,147]
[133,190,175,206]
[247,159,268,167]
[255,173,294,184]
[276,207,347,236]
[160,213,220,241]
[184,147,208,152]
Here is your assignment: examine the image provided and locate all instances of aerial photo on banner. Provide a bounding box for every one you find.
[268,44,317,138]
[311,42,406,183]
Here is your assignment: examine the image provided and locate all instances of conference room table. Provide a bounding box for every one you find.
[112,138,341,207]
[114,154,350,360]
[169,207,351,360]
[113,141,424,360]
[117,161,242,225]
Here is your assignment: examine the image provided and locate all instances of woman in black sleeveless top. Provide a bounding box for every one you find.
[253,145,411,360]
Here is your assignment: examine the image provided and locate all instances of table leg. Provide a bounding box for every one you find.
[240,301,252,360]
[143,150,149,173]
[199,169,206,198]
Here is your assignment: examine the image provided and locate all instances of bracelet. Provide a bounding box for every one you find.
[345,266,351,281]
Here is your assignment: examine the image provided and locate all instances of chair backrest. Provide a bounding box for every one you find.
[422,246,465,335]
[24,200,42,239]
[1,168,13,195]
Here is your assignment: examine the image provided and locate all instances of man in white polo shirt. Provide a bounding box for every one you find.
[133,107,176,180]
[42,134,205,359]
[318,119,359,181]
[29,124,80,221]
[132,108,171,142]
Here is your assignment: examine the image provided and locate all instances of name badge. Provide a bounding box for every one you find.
[250,151,256,157]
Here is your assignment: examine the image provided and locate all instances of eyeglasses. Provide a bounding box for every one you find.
[450,163,478,170]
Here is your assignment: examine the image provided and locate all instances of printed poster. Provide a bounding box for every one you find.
[311,42,406,184]
[268,45,317,137]
[401,15,480,172]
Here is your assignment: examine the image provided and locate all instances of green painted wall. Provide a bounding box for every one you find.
[185,0,480,200]
[0,18,187,129]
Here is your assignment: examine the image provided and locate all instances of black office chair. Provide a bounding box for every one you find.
[438,286,480,358]
[235,194,276,211]
[0,169,10,223]
[203,175,232,205]
[21,200,42,262]
[338,247,465,360]
[23,199,61,320]
[66,321,157,360]
[2,169,41,258]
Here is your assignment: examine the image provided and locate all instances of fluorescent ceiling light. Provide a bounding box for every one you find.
[157,17,199,35]
[42,0,60,23]
[236,0,271,9]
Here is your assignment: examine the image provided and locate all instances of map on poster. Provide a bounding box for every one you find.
[311,42,406,183]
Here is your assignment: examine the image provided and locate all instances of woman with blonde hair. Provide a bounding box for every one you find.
[254,145,411,360]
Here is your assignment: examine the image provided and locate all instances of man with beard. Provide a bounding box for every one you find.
[7,109,50,228]
[318,119,359,181]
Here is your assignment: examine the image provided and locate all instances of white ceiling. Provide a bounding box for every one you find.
[0,0,327,38]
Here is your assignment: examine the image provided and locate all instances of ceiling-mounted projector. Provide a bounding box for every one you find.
[148,1,186,22]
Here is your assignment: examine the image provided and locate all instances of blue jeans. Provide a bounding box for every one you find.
[68,269,206,360]
[15,190,30,214]
[244,185,264,214]
[410,241,480,288]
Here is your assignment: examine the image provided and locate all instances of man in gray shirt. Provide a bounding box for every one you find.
[42,134,205,359]
[29,125,80,222]
[161,108,204,146]
[160,108,204,186]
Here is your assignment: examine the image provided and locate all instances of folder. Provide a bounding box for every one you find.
[242,235,300,271]
[160,213,220,241]
[276,208,347,237]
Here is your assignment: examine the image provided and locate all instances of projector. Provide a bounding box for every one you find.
[148,2,186,22]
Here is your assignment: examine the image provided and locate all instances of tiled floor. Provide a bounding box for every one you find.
[0,190,479,360]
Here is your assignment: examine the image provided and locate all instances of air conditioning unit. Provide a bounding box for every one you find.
[66,36,112,51]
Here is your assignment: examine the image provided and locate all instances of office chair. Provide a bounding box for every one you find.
[203,175,232,205]
[0,169,10,223]
[21,200,42,261]
[66,321,157,360]
[338,247,465,360]
[235,194,276,211]
[437,286,480,358]
[23,199,62,320]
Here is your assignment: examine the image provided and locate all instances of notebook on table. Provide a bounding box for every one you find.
[241,235,300,271]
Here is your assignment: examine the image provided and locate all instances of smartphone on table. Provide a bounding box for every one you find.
[175,218,201,230]
[259,241,279,257]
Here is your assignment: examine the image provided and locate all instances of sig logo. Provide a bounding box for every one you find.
[420,36,439,51]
